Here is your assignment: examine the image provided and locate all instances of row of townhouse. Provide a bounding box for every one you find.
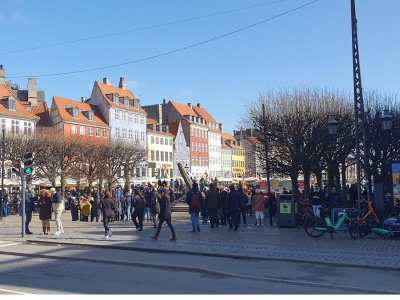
[0,65,263,183]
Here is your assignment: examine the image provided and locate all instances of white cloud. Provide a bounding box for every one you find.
[11,11,27,22]
[126,80,138,90]
[180,90,191,97]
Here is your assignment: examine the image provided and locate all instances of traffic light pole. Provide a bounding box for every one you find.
[21,174,26,237]
[0,128,4,222]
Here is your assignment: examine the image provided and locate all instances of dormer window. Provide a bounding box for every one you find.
[72,107,79,118]
[8,96,16,111]
[88,110,94,121]
[123,96,130,107]
[112,93,119,104]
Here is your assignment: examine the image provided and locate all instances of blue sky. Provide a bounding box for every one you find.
[1,0,399,134]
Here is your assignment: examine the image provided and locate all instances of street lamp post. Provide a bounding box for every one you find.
[262,104,273,226]
[327,113,339,191]
[380,108,393,195]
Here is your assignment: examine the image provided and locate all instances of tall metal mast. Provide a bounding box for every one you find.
[351,0,370,215]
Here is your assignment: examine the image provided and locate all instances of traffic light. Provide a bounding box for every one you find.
[12,159,21,175]
[23,152,33,175]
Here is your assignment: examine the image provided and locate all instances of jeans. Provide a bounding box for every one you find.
[132,207,144,230]
[155,217,175,237]
[227,209,240,230]
[313,205,322,218]
[54,210,64,232]
[143,207,150,221]
[151,213,159,227]
[126,205,131,221]
[190,212,200,231]
[25,211,32,231]
[3,202,8,216]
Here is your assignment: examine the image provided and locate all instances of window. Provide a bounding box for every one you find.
[140,131,145,142]
[72,125,77,134]
[23,122,32,135]
[124,99,129,107]
[103,129,108,137]
[72,107,79,118]
[88,110,94,120]
[155,137,159,144]
[161,151,164,161]
[88,127,93,136]
[80,126,85,135]
[140,116,144,125]
[129,129,133,140]
[121,111,126,122]
[134,114,138,124]
[169,139,173,146]
[151,136,154,143]
[160,138,164,145]
[151,150,155,161]
[128,113,133,123]
[115,110,120,120]
[156,151,160,161]
[11,120,19,134]
[164,151,168,162]
[8,98,16,111]
[0,119,5,131]
[96,128,100,137]
[122,128,127,139]
[115,128,120,138]
[169,152,173,162]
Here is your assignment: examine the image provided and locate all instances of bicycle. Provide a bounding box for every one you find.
[297,199,314,226]
[355,200,389,238]
[304,206,359,239]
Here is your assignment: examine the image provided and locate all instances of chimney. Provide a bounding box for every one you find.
[103,78,109,85]
[81,97,87,102]
[187,102,192,108]
[219,123,224,132]
[197,103,201,108]
[119,77,126,90]
[28,78,38,106]
[163,99,167,105]
[0,65,5,85]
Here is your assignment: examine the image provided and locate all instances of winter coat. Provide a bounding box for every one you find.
[310,189,326,206]
[149,191,160,214]
[25,191,35,213]
[51,191,64,212]
[80,200,92,216]
[227,189,241,211]
[252,194,267,212]
[159,194,171,220]
[38,195,52,220]
[205,188,220,209]
[99,197,115,217]
[186,188,204,213]
[133,195,146,209]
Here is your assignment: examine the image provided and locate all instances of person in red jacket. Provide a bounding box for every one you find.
[252,189,267,227]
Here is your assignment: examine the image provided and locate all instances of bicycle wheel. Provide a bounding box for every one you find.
[304,217,325,238]
[347,221,358,239]
[356,219,374,238]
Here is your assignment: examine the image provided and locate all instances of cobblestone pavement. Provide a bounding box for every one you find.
[1,211,400,271]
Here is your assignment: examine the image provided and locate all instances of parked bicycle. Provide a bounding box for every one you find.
[304,206,359,239]
[355,200,390,238]
[297,198,314,226]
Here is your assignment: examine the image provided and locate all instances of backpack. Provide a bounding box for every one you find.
[191,192,201,210]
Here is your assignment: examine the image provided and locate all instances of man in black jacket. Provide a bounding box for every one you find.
[227,185,241,231]
[310,185,326,218]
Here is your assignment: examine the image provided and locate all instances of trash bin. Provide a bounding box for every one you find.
[276,194,298,227]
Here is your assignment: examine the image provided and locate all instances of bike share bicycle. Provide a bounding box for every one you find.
[304,205,359,239]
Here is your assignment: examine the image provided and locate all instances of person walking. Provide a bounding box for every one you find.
[149,187,160,228]
[150,188,176,241]
[124,191,132,221]
[219,189,229,225]
[310,184,326,218]
[24,186,35,234]
[227,185,241,231]
[205,183,220,228]
[186,182,204,233]
[252,189,267,227]
[37,189,52,235]
[99,190,116,239]
[2,189,10,217]
[70,196,79,221]
[51,187,64,235]
[132,189,145,231]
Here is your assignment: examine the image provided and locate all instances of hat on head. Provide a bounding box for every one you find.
[50,187,56,192]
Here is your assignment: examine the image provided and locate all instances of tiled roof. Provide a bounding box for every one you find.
[95,81,146,114]
[165,121,180,137]
[30,102,53,127]
[146,128,174,137]
[0,85,40,120]
[146,118,158,124]
[244,136,262,145]
[221,132,236,141]
[52,96,109,127]
[191,105,221,132]
[169,101,197,117]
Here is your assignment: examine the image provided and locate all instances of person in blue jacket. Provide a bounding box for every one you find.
[24,185,35,234]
